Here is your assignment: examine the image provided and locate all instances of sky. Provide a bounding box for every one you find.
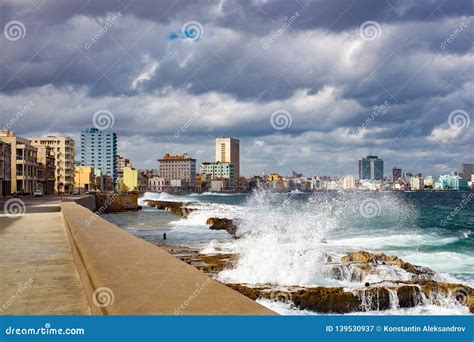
[0,0,473,177]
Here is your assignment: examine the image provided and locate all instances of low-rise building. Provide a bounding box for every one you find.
[36,145,55,195]
[410,175,424,191]
[434,175,469,190]
[200,161,236,190]
[0,140,12,197]
[158,154,196,192]
[148,176,170,193]
[342,175,356,189]
[74,166,96,193]
[29,135,75,193]
[0,130,38,195]
[122,166,138,192]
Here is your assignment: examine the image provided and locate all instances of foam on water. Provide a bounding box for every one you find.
[258,299,470,316]
[136,189,473,314]
[217,189,419,287]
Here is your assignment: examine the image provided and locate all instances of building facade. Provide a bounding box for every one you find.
[391,167,402,181]
[148,176,170,192]
[461,164,474,180]
[80,128,117,186]
[74,166,96,193]
[215,137,240,180]
[158,154,196,191]
[0,140,12,197]
[359,155,384,181]
[0,130,38,195]
[200,162,236,189]
[36,146,55,195]
[121,166,138,192]
[29,135,75,193]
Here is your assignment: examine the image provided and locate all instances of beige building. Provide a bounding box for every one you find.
[29,135,75,193]
[74,166,96,193]
[0,130,38,195]
[0,140,12,197]
[342,175,356,189]
[158,154,196,191]
[148,176,170,192]
[36,145,55,195]
[215,137,240,180]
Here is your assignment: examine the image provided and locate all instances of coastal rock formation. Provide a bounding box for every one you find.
[227,281,474,314]
[159,244,238,275]
[146,200,196,217]
[206,217,238,235]
[335,251,434,281]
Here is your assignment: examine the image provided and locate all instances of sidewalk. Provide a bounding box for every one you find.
[0,200,91,315]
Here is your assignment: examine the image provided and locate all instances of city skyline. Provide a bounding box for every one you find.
[0,1,473,177]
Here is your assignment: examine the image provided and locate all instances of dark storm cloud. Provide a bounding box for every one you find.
[0,0,473,175]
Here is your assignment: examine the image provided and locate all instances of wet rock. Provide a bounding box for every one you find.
[396,285,423,308]
[226,280,474,314]
[146,200,196,217]
[341,251,434,280]
[291,287,362,313]
[206,217,238,235]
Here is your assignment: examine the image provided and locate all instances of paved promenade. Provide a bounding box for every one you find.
[0,197,274,315]
[0,198,91,315]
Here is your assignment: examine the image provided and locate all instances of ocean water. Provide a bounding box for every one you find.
[102,190,474,315]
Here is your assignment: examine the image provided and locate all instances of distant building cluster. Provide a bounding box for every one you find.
[1,128,473,198]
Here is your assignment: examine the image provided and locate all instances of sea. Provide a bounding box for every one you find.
[102,190,474,315]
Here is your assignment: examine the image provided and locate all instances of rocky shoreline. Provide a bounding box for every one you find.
[148,201,473,314]
[159,244,474,314]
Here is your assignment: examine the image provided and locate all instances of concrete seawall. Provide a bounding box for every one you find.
[61,201,275,315]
